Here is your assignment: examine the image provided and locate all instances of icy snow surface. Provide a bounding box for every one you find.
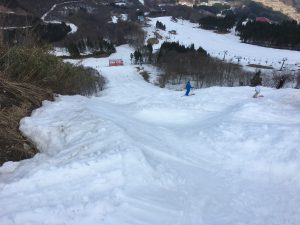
[1,45,300,225]
[145,17,300,71]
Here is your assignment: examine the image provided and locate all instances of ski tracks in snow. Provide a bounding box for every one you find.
[1,47,300,224]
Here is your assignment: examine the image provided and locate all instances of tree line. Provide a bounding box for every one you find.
[199,15,236,33]
[156,42,252,88]
[236,20,300,50]
[130,43,153,64]
[66,36,116,58]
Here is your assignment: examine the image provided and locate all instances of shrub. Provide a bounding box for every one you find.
[0,76,53,166]
[147,37,159,45]
[297,73,300,89]
[67,42,80,58]
[0,45,105,95]
[154,31,163,39]
[250,70,262,87]
[140,71,150,82]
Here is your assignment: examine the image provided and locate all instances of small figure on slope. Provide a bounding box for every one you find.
[253,83,263,98]
[185,80,193,96]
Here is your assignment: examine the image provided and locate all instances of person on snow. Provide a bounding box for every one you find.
[253,83,262,98]
[185,80,193,96]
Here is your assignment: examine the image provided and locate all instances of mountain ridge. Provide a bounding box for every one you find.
[254,0,300,21]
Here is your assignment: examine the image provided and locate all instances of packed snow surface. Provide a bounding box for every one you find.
[145,17,300,70]
[1,45,300,225]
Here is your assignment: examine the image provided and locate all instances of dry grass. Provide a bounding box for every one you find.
[154,31,163,40]
[0,45,105,95]
[139,71,150,82]
[0,44,105,165]
[253,0,300,22]
[0,76,53,165]
[147,37,159,45]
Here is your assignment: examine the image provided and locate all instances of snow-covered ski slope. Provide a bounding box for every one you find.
[1,45,300,225]
[145,17,300,71]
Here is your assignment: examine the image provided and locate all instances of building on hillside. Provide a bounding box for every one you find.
[255,17,272,23]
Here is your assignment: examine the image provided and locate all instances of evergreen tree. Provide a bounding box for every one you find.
[67,42,80,58]
[130,53,134,64]
[134,50,142,64]
[156,21,166,30]
[237,20,300,50]
[147,44,153,62]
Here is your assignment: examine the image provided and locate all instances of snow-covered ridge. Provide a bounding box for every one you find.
[1,45,300,225]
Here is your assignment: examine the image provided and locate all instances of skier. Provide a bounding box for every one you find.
[185,80,193,96]
[253,83,262,98]
[130,53,133,64]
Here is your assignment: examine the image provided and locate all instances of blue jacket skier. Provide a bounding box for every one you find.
[185,80,193,96]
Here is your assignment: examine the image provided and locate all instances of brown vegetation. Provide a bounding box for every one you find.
[297,73,300,88]
[147,37,159,45]
[0,76,53,165]
[253,0,300,21]
[139,70,150,82]
[0,43,105,166]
